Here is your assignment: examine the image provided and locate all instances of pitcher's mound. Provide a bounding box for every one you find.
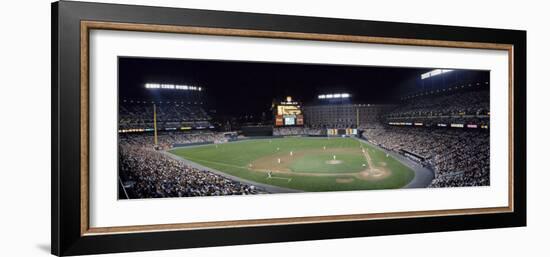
[326,160,343,165]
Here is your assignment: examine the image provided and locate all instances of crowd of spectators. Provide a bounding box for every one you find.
[119,134,265,198]
[362,125,489,187]
[386,89,490,125]
[307,123,359,129]
[273,127,323,136]
[120,131,228,149]
[119,100,211,130]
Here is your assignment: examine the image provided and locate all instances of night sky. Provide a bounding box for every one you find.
[118,57,445,117]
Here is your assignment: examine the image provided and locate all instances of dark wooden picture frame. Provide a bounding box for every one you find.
[52,1,526,256]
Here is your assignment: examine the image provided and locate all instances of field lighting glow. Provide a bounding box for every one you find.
[421,69,453,80]
[318,93,350,99]
[145,83,202,91]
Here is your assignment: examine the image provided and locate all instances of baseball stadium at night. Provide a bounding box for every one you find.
[117,57,490,199]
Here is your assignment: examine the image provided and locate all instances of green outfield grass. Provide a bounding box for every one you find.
[169,137,415,192]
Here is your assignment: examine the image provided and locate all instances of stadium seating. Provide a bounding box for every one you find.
[120,131,228,149]
[362,125,489,187]
[119,100,211,130]
[119,134,264,198]
[386,89,490,126]
[273,127,322,136]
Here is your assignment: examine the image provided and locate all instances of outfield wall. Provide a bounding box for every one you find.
[241,126,273,136]
[172,135,331,148]
[172,141,215,148]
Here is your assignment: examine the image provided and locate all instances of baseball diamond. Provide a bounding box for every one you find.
[168,137,418,192]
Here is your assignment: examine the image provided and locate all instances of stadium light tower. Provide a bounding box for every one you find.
[153,104,158,147]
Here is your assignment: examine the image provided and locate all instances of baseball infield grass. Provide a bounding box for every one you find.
[169,137,414,192]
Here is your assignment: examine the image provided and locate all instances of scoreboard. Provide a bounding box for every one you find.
[274,96,304,126]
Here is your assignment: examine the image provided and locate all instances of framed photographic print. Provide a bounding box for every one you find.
[51,1,526,256]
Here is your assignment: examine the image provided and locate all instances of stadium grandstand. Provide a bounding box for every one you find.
[119,100,212,131]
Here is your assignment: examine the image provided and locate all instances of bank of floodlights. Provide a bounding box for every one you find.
[318,93,351,99]
[145,83,202,91]
[421,69,453,80]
